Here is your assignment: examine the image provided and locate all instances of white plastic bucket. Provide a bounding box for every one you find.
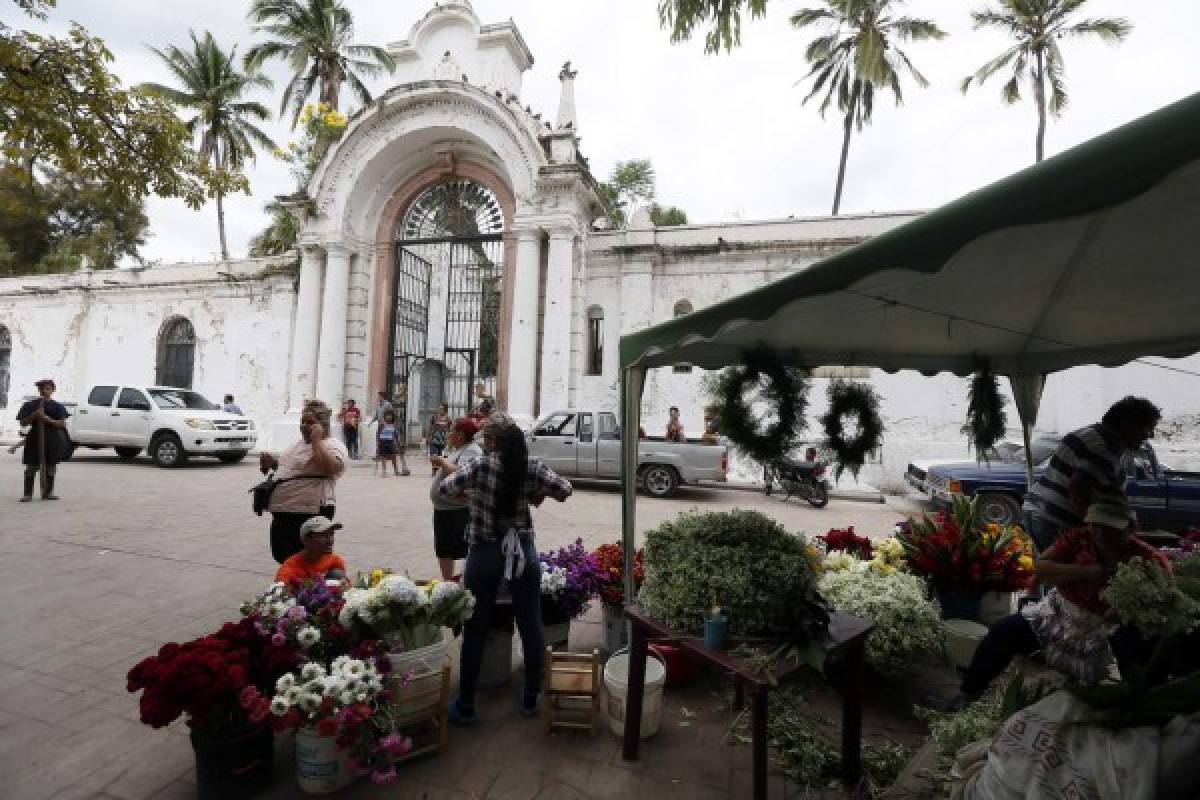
[604,649,666,739]
[386,632,449,716]
[944,618,989,670]
[295,727,355,794]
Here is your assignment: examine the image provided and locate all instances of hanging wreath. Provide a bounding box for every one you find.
[962,368,1008,460]
[705,347,809,465]
[820,380,884,481]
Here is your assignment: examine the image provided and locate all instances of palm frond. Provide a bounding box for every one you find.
[1060,17,1132,42]
[790,8,839,28]
[889,17,947,41]
[960,44,1022,93]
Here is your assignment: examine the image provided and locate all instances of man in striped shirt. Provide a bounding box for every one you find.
[1023,396,1161,550]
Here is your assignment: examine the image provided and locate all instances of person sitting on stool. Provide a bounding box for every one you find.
[275,517,347,584]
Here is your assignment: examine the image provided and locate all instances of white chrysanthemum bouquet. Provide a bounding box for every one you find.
[339,574,474,649]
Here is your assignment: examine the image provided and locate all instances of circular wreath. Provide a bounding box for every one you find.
[820,380,884,480]
[962,369,1008,460]
[706,348,809,464]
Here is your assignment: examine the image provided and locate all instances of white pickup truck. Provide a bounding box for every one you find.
[67,385,257,467]
[527,409,727,497]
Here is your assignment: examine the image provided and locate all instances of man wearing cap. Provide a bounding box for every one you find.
[16,379,71,502]
[948,499,1171,709]
[275,517,347,585]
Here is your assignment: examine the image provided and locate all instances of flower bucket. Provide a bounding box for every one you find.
[979,591,1016,627]
[649,643,701,688]
[602,602,627,654]
[943,619,989,671]
[544,621,570,651]
[387,630,450,717]
[190,722,274,800]
[478,625,513,689]
[295,726,356,794]
[932,587,982,622]
[604,648,666,739]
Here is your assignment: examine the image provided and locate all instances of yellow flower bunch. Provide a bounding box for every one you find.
[804,544,824,574]
[824,552,858,573]
[869,536,906,575]
[321,109,348,129]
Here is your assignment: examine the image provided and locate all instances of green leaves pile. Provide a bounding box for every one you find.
[639,510,827,639]
[1100,557,1200,639]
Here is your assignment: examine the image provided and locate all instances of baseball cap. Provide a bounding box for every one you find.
[299,517,343,538]
[1084,502,1135,530]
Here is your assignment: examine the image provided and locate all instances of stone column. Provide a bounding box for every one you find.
[538,229,575,413]
[315,243,351,406]
[289,245,325,410]
[506,228,541,421]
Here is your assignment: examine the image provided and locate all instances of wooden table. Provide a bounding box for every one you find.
[620,605,874,800]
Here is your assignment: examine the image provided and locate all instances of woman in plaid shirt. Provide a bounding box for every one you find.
[438,413,573,723]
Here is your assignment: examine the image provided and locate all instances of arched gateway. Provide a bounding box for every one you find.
[284,1,600,435]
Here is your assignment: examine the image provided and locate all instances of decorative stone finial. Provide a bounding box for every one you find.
[556,61,578,131]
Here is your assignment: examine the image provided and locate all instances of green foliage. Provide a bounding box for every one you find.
[11,0,55,18]
[820,380,885,481]
[0,163,148,275]
[962,0,1132,161]
[244,0,396,127]
[703,347,810,465]
[1101,557,1200,639]
[648,203,688,226]
[657,0,769,54]
[1176,553,1200,603]
[639,509,827,638]
[0,24,207,210]
[963,369,1008,460]
[247,203,300,257]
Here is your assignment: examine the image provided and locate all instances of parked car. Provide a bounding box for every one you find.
[904,440,1028,494]
[526,409,727,497]
[67,385,256,467]
[926,441,1200,532]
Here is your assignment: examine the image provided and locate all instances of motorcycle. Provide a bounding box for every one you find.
[763,457,830,508]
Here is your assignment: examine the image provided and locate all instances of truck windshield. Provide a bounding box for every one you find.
[148,389,218,410]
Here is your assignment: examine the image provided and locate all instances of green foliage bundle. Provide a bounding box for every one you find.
[963,369,1008,459]
[639,509,827,638]
[820,380,884,480]
[1100,557,1200,639]
[704,347,809,465]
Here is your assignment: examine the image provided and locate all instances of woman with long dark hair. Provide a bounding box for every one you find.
[437,413,572,723]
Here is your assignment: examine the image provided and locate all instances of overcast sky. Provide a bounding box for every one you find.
[7,0,1199,264]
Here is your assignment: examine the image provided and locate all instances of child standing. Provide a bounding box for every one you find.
[427,404,451,475]
[376,409,408,477]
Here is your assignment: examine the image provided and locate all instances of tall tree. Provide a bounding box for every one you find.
[244,0,395,127]
[658,0,769,53]
[597,159,688,228]
[141,32,276,261]
[961,0,1131,162]
[792,1,945,215]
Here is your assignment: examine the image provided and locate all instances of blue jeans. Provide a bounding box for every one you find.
[1024,511,1062,552]
[456,536,543,710]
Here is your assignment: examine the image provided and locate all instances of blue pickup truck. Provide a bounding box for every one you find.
[926,441,1200,532]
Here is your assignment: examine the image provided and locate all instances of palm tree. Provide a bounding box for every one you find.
[961,0,1131,162]
[141,32,276,260]
[792,1,945,215]
[244,0,396,128]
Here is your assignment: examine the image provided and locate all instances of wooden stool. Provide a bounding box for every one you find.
[542,647,601,734]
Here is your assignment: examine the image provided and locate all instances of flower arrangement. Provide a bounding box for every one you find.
[897,496,1034,592]
[241,579,352,669]
[540,538,605,623]
[869,536,906,574]
[126,619,291,732]
[593,542,644,605]
[818,526,873,559]
[338,575,474,649]
[269,647,412,784]
[639,510,828,639]
[818,563,944,677]
[1100,557,1200,639]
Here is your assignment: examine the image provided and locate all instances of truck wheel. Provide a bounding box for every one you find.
[977,492,1020,526]
[150,434,187,468]
[217,451,248,464]
[114,446,141,461]
[641,465,679,498]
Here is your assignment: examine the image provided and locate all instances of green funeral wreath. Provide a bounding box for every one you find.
[706,348,809,465]
[820,380,884,480]
[962,369,1008,460]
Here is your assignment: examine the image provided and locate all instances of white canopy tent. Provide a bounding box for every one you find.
[617,92,1200,601]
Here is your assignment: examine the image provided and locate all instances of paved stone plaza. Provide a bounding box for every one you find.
[0,450,929,800]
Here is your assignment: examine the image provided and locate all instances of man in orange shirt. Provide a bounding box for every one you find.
[275,517,347,585]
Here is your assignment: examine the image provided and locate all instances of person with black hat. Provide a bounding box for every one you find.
[16,378,71,502]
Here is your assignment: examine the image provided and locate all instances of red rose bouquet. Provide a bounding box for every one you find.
[897,496,1034,593]
[818,526,874,559]
[593,542,644,604]
[126,619,290,732]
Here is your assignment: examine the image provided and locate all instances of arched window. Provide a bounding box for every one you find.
[0,325,10,408]
[586,306,604,376]
[672,300,693,373]
[156,317,196,389]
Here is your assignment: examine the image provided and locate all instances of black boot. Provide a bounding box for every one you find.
[21,471,35,501]
[42,473,59,500]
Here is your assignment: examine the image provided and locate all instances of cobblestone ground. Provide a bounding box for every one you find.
[0,449,931,800]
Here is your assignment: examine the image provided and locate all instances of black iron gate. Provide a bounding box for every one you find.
[443,238,504,419]
[387,247,432,407]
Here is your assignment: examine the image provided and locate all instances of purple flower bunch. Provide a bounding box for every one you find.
[540,538,605,622]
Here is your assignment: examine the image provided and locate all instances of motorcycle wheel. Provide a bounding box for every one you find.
[806,483,830,509]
